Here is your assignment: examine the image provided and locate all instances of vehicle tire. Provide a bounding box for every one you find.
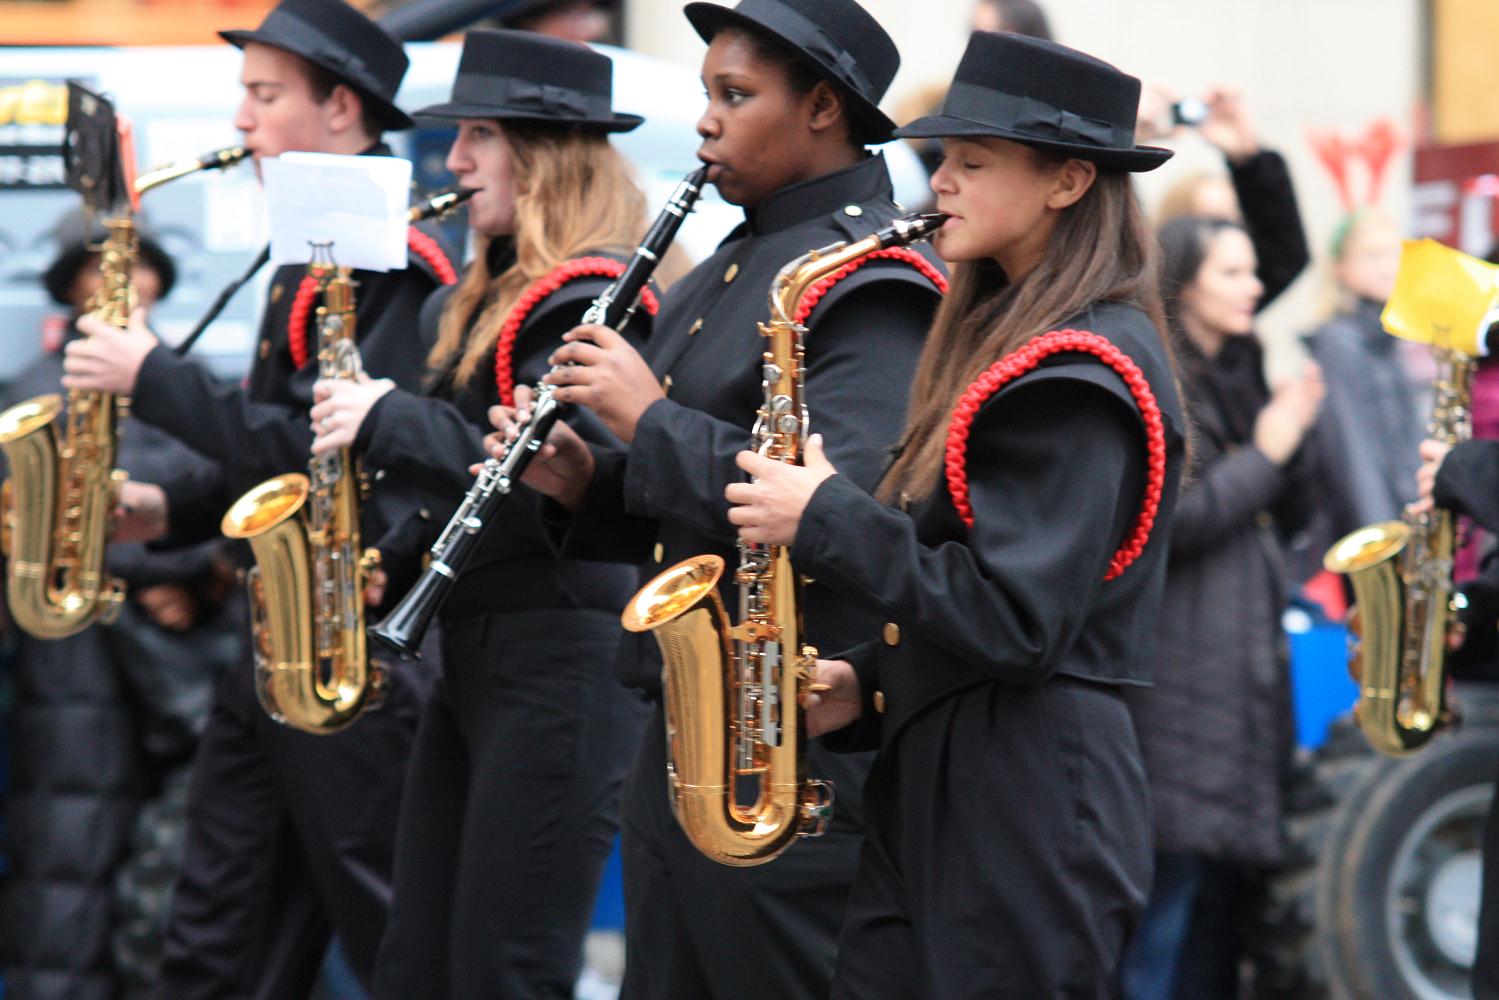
[1252,687,1499,1000]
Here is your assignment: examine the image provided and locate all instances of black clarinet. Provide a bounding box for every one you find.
[371,167,709,656]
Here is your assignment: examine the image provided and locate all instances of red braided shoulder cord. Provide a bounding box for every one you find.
[943,329,1167,582]
[792,247,948,324]
[493,256,660,405]
[287,227,460,368]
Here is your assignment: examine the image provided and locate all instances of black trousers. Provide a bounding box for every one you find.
[620,701,870,1000]
[372,608,647,1000]
[830,677,1151,1000]
[1475,758,1499,999]
[154,643,435,1000]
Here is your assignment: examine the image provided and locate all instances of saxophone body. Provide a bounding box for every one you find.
[622,212,945,865]
[222,258,384,734]
[0,146,247,640]
[1325,347,1473,755]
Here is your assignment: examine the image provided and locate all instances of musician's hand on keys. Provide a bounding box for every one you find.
[1409,438,1455,517]
[309,378,394,456]
[544,324,661,444]
[478,386,596,511]
[364,566,387,608]
[802,658,862,737]
[62,308,158,395]
[726,434,838,546]
[112,479,169,544]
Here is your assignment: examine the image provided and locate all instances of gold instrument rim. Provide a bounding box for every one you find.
[0,395,63,445]
[621,555,726,632]
[1324,520,1411,574]
[221,473,312,538]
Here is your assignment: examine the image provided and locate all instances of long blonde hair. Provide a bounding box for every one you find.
[878,154,1170,503]
[429,121,647,386]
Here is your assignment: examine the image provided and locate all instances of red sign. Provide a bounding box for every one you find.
[1413,140,1499,257]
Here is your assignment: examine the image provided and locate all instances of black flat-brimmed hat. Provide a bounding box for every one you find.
[43,210,177,306]
[897,32,1172,172]
[413,29,642,134]
[684,0,900,143]
[220,0,413,132]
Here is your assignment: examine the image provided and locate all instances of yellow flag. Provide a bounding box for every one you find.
[1381,238,1499,356]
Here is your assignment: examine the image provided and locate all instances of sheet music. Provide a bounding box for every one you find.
[262,152,410,272]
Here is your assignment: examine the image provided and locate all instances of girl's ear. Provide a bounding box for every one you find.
[806,81,847,136]
[1047,158,1098,210]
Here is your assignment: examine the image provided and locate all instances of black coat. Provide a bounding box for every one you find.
[552,153,946,692]
[799,301,1186,753]
[789,301,1185,998]
[360,245,648,617]
[0,344,247,1000]
[1232,149,1310,312]
[547,153,945,1000]
[1124,335,1315,866]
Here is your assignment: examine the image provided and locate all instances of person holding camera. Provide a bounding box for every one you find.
[1145,84,1310,311]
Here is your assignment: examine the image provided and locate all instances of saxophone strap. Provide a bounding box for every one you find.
[494,256,661,406]
[944,329,1167,582]
[791,247,948,324]
[287,227,459,369]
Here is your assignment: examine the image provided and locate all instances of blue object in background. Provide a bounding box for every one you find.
[591,837,625,931]
[1288,620,1359,750]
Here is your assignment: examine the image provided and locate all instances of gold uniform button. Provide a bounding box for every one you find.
[873,690,886,714]
[882,622,900,646]
[688,318,703,336]
[662,374,673,395]
[844,204,864,217]
[1255,511,1273,530]
[270,284,284,304]
[258,339,270,359]
[723,263,739,283]
[653,542,665,564]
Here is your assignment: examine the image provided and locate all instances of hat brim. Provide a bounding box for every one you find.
[682,2,897,142]
[220,28,416,132]
[411,102,643,134]
[895,114,1172,172]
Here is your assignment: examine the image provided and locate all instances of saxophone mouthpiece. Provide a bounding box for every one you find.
[204,146,250,171]
[409,187,477,223]
[878,212,949,246]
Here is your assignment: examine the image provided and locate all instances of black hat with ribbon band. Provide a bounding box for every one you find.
[220,0,413,132]
[412,29,642,133]
[897,31,1172,172]
[683,0,900,143]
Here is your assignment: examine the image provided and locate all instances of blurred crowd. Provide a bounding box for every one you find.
[0,1,1480,999]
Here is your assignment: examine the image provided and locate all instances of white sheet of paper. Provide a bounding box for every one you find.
[262,152,410,272]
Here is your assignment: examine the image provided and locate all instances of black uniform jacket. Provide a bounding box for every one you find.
[797,301,1186,755]
[548,153,947,694]
[134,144,448,552]
[362,244,648,616]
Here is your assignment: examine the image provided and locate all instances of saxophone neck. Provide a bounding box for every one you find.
[133,146,249,197]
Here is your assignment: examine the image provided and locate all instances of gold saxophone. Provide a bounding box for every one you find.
[622,212,945,865]
[0,146,247,640]
[222,248,383,734]
[1325,348,1472,756]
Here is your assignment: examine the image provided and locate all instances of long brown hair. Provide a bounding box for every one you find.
[428,121,647,386]
[878,150,1170,502]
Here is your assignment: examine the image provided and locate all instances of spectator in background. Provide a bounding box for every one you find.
[970,0,1053,38]
[499,0,614,41]
[0,211,245,1000]
[1146,85,1311,311]
[1120,215,1324,1000]
[1298,207,1422,579]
